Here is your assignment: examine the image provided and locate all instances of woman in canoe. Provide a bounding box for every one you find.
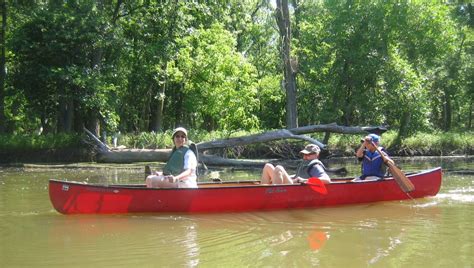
[146,127,198,188]
[260,144,331,185]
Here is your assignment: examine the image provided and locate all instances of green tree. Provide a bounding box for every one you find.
[296,1,470,140]
[10,1,124,134]
[168,24,260,131]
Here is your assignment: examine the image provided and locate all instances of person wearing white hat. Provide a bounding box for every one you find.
[146,127,198,188]
[260,144,331,185]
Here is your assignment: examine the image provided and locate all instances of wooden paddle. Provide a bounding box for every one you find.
[371,142,415,193]
[304,177,328,195]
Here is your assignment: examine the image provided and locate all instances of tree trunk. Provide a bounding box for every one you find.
[443,92,452,131]
[83,0,123,134]
[469,100,472,130]
[150,74,165,132]
[86,113,100,137]
[395,110,411,146]
[73,100,84,133]
[275,0,298,129]
[174,83,184,126]
[58,97,74,133]
[40,113,51,134]
[291,0,300,41]
[0,0,6,133]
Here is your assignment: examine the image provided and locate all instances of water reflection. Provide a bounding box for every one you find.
[24,204,432,267]
[41,200,442,266]
[307,230,328,251]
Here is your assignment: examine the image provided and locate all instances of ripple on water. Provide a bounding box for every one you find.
[436,187,474,203]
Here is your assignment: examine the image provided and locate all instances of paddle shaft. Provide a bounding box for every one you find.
[370,141,415,193]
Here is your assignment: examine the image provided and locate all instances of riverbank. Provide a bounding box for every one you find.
[0,130,472,164]
[0,148,93,163]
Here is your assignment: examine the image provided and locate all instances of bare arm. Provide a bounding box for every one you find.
[171,168,192,181]
[356,142,366,158]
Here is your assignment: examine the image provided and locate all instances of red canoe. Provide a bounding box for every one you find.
[49,167,442,215]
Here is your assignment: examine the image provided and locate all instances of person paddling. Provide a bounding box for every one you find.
[354,134,394,181]
[146,127,198,188]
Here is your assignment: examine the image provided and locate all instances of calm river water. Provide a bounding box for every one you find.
[0,157,472,267]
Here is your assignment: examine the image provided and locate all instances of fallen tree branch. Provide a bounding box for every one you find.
[196,123,386,151]
[197,129,324,150]
[88,123,387,165]
[96,149,171,163]
[289,123,387,135]
[83,127,110,153]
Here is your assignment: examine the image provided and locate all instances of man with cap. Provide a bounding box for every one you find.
[146,127,198,188]
[354,133,394,181]
[260,144,331,185]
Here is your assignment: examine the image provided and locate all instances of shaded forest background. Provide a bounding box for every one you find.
[0,0,472,147]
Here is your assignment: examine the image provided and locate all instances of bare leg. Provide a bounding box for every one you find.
[261,163,275,184]
[273,165,294,184]
[146,175,179,188]
[146,175,162,188]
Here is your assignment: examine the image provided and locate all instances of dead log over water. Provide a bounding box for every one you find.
[87,123,386,165]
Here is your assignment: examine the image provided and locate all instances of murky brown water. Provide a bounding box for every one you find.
[0,157,472,267]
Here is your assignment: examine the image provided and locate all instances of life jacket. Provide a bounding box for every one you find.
[296,159,326,179]
[163,146,189,176]
[361,148,387,178]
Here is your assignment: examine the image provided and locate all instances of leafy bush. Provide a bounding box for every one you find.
[1,130,472,157]
[0,133,82,150]
[323,130,473,156]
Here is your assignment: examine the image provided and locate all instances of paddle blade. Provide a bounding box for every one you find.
[306,177,328,195]
[387,162,415,193]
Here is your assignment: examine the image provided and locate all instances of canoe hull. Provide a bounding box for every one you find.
[49,167,442,214]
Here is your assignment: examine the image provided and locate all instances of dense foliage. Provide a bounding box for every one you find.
[1,1,472,144]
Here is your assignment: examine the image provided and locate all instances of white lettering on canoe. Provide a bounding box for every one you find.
[265,187,287,194]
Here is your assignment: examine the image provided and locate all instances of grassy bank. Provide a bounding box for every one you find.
[0,133,88,163]
[326,131,474,156]
[0,133,83,150]
[114,130,474,157]
[0,130,472,161]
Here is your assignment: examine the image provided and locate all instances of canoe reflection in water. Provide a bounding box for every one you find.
[301,201,441,264]
[45,200,440,266]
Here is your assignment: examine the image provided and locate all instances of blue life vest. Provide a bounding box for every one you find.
[361,148,386,178]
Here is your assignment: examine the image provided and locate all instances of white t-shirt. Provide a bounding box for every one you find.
[179,149,197,188]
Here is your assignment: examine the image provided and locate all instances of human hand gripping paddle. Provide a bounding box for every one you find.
[371,141,415,193]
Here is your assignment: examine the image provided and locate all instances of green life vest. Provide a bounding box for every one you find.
[163,146,189,175]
